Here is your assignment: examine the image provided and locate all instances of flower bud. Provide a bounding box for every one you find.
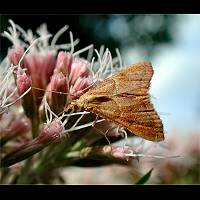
[23,50,56,106]
[110,145,131,159]
[8,46,24,66]
[1,118,65,167]
[54,51,73,77]
[69,58,89,86]
[70,77,92,98]
[47,72,69,114]
[24,50,56,88]
[0,117,30,146]
[16,67,32,96]
[39,118,65,141]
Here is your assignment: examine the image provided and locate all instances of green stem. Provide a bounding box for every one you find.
[31,116,39,138]
[16,157,33,184]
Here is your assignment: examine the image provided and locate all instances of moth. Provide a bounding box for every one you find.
[69,61,164,142]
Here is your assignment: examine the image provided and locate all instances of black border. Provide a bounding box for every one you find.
[1,0,200,14]
[0,185,199,198]
[1,0,200,198]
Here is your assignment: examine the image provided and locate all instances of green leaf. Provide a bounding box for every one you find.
[136,168,153,185]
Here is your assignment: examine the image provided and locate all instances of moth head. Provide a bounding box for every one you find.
[75,94,96,108]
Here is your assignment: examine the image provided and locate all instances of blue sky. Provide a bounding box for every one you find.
[122,15,200,134]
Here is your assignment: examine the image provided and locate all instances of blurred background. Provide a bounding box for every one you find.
[0,14,199,184]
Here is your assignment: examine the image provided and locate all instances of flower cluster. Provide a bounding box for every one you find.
[0,20,155,184]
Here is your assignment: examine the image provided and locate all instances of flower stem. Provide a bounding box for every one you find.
[31,115,39,138]
[16,157,33,184]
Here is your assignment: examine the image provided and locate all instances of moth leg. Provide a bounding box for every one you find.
[92,115,112,148]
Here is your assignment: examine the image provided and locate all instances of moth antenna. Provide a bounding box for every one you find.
[31,86,73,96]
[91,115,112,148]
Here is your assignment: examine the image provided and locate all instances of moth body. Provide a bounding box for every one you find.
[68,62,165,142]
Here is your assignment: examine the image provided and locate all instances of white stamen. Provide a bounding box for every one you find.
[2,87,17,106]
[18,34,52,68]
[73,44,94,57]
[51,25,69,47]
[2,31,16,45]
[71,114,84,129]
[8,19,17,36]
[94,49,103,79]
[88,57,95,78]
[115,48,123,69]
[87,45,94,62]
[108,50,113,75]
[43,95,59,124]
[2,86,32,108]
[62,111,90,117]
[64,119,105,133]
[121,129,128,147]
[69,31,74,54]
[54,39,79,50]
[99,45,105,58]
[124,152,180,159]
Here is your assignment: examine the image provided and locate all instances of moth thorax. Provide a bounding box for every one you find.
[76,94,96,109]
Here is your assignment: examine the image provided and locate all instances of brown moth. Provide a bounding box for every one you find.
[68,61,164,142]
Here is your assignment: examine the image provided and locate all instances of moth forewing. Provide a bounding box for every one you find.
[70,61,164,142]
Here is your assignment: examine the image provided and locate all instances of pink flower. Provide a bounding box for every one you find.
[69,58,89,86]
[110,145,131,159]
[8,46,24,66]
[46,72,69,114]
[16,67,32,95]
[0,117,30,145]
[39,118,65,141]
[1,118,65,167]
[70,77,92,98]
[50,72,69,92]
[23,50,56,89]
[54,51,73,77]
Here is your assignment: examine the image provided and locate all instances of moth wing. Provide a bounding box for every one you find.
[88,95,164,142]
[77,62,164,141]
[111,61,154,95]
[82,61,153,97]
